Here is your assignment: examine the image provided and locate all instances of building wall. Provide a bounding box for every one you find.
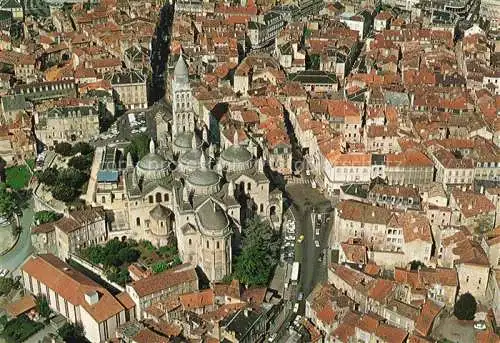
[36,113,100,147]
[113,83,147,110]
[457,263,490,302]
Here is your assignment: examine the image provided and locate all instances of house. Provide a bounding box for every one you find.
[31,207,107,260]
[219,307,267,343]
[21,254,135,343]
[449,189,496,231]
[125,264,198,320]
[289,70,339,93]
[385,150,434,186]
[394,267,458,306]
[104,70,148,110]
[0,50,35,82]
[440,231,490,302]
[35,104,100,147]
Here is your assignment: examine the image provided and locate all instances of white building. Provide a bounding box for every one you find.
[21,254,135,343]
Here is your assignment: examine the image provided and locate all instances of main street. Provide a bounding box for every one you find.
[274,183,336,342]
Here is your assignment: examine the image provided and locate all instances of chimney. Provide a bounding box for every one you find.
[84,291,99,305]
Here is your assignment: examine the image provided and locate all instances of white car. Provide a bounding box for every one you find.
[315,240,320,248]
[293,302,299,313]
[474,321,487,330]
[294,315,302,327]
[315,229,320,236]
[268,333,277,342]
[0,269,9,277]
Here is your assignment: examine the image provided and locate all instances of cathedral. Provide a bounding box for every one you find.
[90,55,283,282]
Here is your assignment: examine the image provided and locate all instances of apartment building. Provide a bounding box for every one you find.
[104,70,148,110]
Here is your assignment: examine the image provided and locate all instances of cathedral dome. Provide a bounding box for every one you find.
[221,145,252,164]
[196,199,229,234]
[186,169,220,187]
[185,153,220,195]
[220,131,253,172]
[178,149,202,171]
[136,140,170,181]
[174,131,201,152]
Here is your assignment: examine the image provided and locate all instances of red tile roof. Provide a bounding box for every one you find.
[22,254,124,322]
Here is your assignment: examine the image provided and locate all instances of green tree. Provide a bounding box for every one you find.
[410,260,426,270]
[125,133,151,162]
[71,142,94,155]
[57,322,87,343]
[58,168,88,189]
[152,261,167,274]
[35,296,51,320]
[0,277,14,296]
[37,167,59,186]
[52,185,79,203]
[34,210,61,225]
[54,142,74,156]
[454,292,477,320]
[0,183,22,227]
[117,247,140,264]
[68,155,93,171]
[233,216,281,286]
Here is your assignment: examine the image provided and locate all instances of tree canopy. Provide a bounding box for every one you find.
[54,142,74,156]
[34,210,62,225]
[454,292,477,320]
[71,142,94,155]
[68,155,93,171]
[0,183,21,222]
[125,133,151,163]
[37,167,59,186]
[35,296,51,320]
[57,322,88,343]
[233,216,281,286]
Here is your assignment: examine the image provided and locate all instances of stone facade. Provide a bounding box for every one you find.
[31,207,107,260]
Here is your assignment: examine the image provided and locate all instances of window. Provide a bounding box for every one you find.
[136,217,141,226]
[156,193,162,203]
[164,193,169,201]
[102,196,106,203]
[189,239,192,245]
[247,182,252,191]
[149,195,153,203]
[260,204,264,213]
[206,241,209,248]
[216,242,220,249]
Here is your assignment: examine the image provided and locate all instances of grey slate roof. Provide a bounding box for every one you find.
[196,198,228,231]
[1,94,26,112]
[289,70,338,85]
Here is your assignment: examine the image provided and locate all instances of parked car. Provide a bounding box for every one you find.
[315,240,320,248]
[297,235,304,243]
[474,321,487,330]
[297,292,303,301]
[293,302,299,313]
[0,269,9,277]
[315,228,320,236]
[268,333,277,342]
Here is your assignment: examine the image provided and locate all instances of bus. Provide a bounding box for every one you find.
[291,262,300,285]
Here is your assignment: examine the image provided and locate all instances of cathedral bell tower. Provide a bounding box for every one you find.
[172,54,194,139]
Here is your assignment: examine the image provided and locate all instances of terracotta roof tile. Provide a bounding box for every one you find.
[21,254,124,322]
[129,264,197,297]
[415,300,442,336]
